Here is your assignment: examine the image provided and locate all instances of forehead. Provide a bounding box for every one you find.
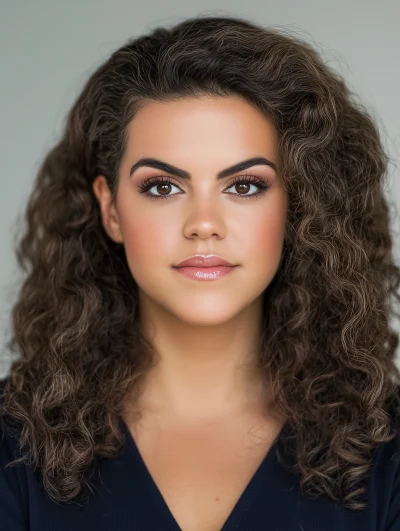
[125,96,279,158]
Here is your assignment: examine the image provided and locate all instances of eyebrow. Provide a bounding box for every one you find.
[129,156,277,180]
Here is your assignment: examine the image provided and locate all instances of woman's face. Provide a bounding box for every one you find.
[93,95,288,326]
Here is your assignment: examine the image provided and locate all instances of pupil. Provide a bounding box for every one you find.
[158,183,170,195]
[238,183,249,194]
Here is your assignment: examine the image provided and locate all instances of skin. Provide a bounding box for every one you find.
[92,95,288,427]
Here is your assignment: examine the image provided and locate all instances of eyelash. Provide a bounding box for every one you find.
[137,173,271,201]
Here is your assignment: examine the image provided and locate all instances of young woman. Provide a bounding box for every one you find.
[1,14,400,531]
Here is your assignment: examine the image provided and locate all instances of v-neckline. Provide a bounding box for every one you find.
[119,415,288,531]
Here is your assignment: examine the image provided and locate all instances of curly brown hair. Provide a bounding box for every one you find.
[1,14,400,512]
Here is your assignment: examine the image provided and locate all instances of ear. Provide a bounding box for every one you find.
[92,175,124,244]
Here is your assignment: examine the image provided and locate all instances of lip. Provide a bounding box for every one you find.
[173,265,236,281]
[173,254,236,268]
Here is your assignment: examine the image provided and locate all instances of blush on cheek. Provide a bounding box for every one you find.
[251,219,286,281]
[121,219,166,264]
[255,214,285,247]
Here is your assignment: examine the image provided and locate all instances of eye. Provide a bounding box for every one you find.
[137,177,182,200]
[137,173,271,201]
[225,175,271,199]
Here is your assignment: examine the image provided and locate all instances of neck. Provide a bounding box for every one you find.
[128,292,270,422]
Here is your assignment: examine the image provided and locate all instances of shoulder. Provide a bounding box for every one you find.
[369,407,400,529]
[0,375,26,469]
[0,376,29,530]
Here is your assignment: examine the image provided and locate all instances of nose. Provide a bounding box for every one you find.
[182,199,226,240]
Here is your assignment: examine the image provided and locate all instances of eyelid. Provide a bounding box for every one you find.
[137,173,271,202]
[139,172,268,187]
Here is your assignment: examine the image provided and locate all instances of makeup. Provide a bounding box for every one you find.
[172,265,237,281]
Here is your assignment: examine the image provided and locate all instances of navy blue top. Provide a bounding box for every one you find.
[2,375,400,530]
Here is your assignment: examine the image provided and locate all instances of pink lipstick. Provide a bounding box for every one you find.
[172,254,238,281]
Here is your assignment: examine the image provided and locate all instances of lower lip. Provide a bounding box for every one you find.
[173,266,237,280]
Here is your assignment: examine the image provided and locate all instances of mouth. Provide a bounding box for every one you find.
[172,264,237,281]
[173,254,237,268]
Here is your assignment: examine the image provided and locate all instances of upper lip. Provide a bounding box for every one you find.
[173,255,236,268]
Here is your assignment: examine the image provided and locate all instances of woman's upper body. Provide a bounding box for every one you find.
[2,375,400,531]
[3,13,400,531]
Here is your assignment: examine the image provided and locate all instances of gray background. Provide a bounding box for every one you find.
[1,0,399,378]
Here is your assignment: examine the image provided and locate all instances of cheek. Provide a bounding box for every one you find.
[119,216,171,288]
[256,213,285,251]
[116,196,175,268]
[245,204,287,278]
[121,217,170,262]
